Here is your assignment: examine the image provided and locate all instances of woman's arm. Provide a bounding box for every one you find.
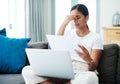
[88,49,102,71]
[57,22,67,35]
[57,15,74,35]
[75,45,102,71]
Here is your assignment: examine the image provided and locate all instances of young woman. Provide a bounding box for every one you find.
[22,4,103,84]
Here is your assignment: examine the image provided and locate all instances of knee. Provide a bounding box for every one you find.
[21,65,31,77]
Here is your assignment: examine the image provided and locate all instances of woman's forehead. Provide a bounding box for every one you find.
[70,10,83,15]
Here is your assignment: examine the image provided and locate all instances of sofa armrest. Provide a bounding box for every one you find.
[97,44,119,83]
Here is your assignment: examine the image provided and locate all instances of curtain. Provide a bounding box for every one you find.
[25,0,54,42]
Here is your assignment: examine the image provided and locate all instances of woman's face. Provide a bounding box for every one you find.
[70,9,88,29]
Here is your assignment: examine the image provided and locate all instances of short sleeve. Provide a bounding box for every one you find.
[92,34,103,50]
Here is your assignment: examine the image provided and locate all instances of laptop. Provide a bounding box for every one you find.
[25,48,75,79]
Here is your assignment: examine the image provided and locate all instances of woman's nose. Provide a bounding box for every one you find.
[74,19,78,23]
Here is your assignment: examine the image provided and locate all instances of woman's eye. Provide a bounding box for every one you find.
[76,15,80,19]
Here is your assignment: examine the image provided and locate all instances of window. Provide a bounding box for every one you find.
[0,0,25,38]
[55,0,71,34]
[8,0,25,38]
[0,0,8,29]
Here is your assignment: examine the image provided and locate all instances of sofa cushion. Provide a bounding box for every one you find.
[0,35,31,73]
[0,74,25,84]
[97,44,119,83]
[28,42,48,49]
[0,28,6,36]
[117,47,120,83]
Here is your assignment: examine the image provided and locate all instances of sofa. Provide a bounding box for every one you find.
[0,42,120,84]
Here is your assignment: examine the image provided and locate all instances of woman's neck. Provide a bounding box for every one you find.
[76,28,90,37]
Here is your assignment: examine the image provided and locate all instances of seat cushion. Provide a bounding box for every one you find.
[0,74,25,84]
[97,44,119,83]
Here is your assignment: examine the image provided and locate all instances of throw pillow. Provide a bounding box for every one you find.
[0,28,6,36]
[0,35,31,73]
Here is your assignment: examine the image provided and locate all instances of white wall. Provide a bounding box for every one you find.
[100,0,120,31]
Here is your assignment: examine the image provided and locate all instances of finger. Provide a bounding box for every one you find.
[75,49,89,59]
[70,15,75,20]
[74,49,83,56]
[75,49,86,59]
[73,15,78,20]
[78,45,88,53]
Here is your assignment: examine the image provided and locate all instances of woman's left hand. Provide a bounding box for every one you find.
[75,45,92,63]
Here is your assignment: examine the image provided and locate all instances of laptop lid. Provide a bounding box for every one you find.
[25,48,74,79]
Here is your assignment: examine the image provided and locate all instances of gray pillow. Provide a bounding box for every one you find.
[97,44,119,83]
[28,42,48,49]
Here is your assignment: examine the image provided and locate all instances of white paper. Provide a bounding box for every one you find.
[46,35,85,62]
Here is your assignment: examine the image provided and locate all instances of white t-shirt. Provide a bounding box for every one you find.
[65,29,103,62]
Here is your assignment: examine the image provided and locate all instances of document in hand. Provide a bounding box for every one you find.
[46,35,85,62]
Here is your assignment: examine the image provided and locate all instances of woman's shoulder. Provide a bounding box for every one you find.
[89,32,101,38]
[87,32,102,42]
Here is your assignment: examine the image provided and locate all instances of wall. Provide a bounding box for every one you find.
[99,0,120,32]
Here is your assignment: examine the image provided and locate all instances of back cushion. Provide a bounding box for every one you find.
[97,44,119,83]
[28,42,48,49]
[117,47,120,83]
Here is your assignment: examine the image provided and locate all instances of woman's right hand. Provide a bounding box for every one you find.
[57,15,75,35]
[63,15,74,25]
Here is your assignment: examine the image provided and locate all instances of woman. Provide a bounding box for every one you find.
[22,4,103,84]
